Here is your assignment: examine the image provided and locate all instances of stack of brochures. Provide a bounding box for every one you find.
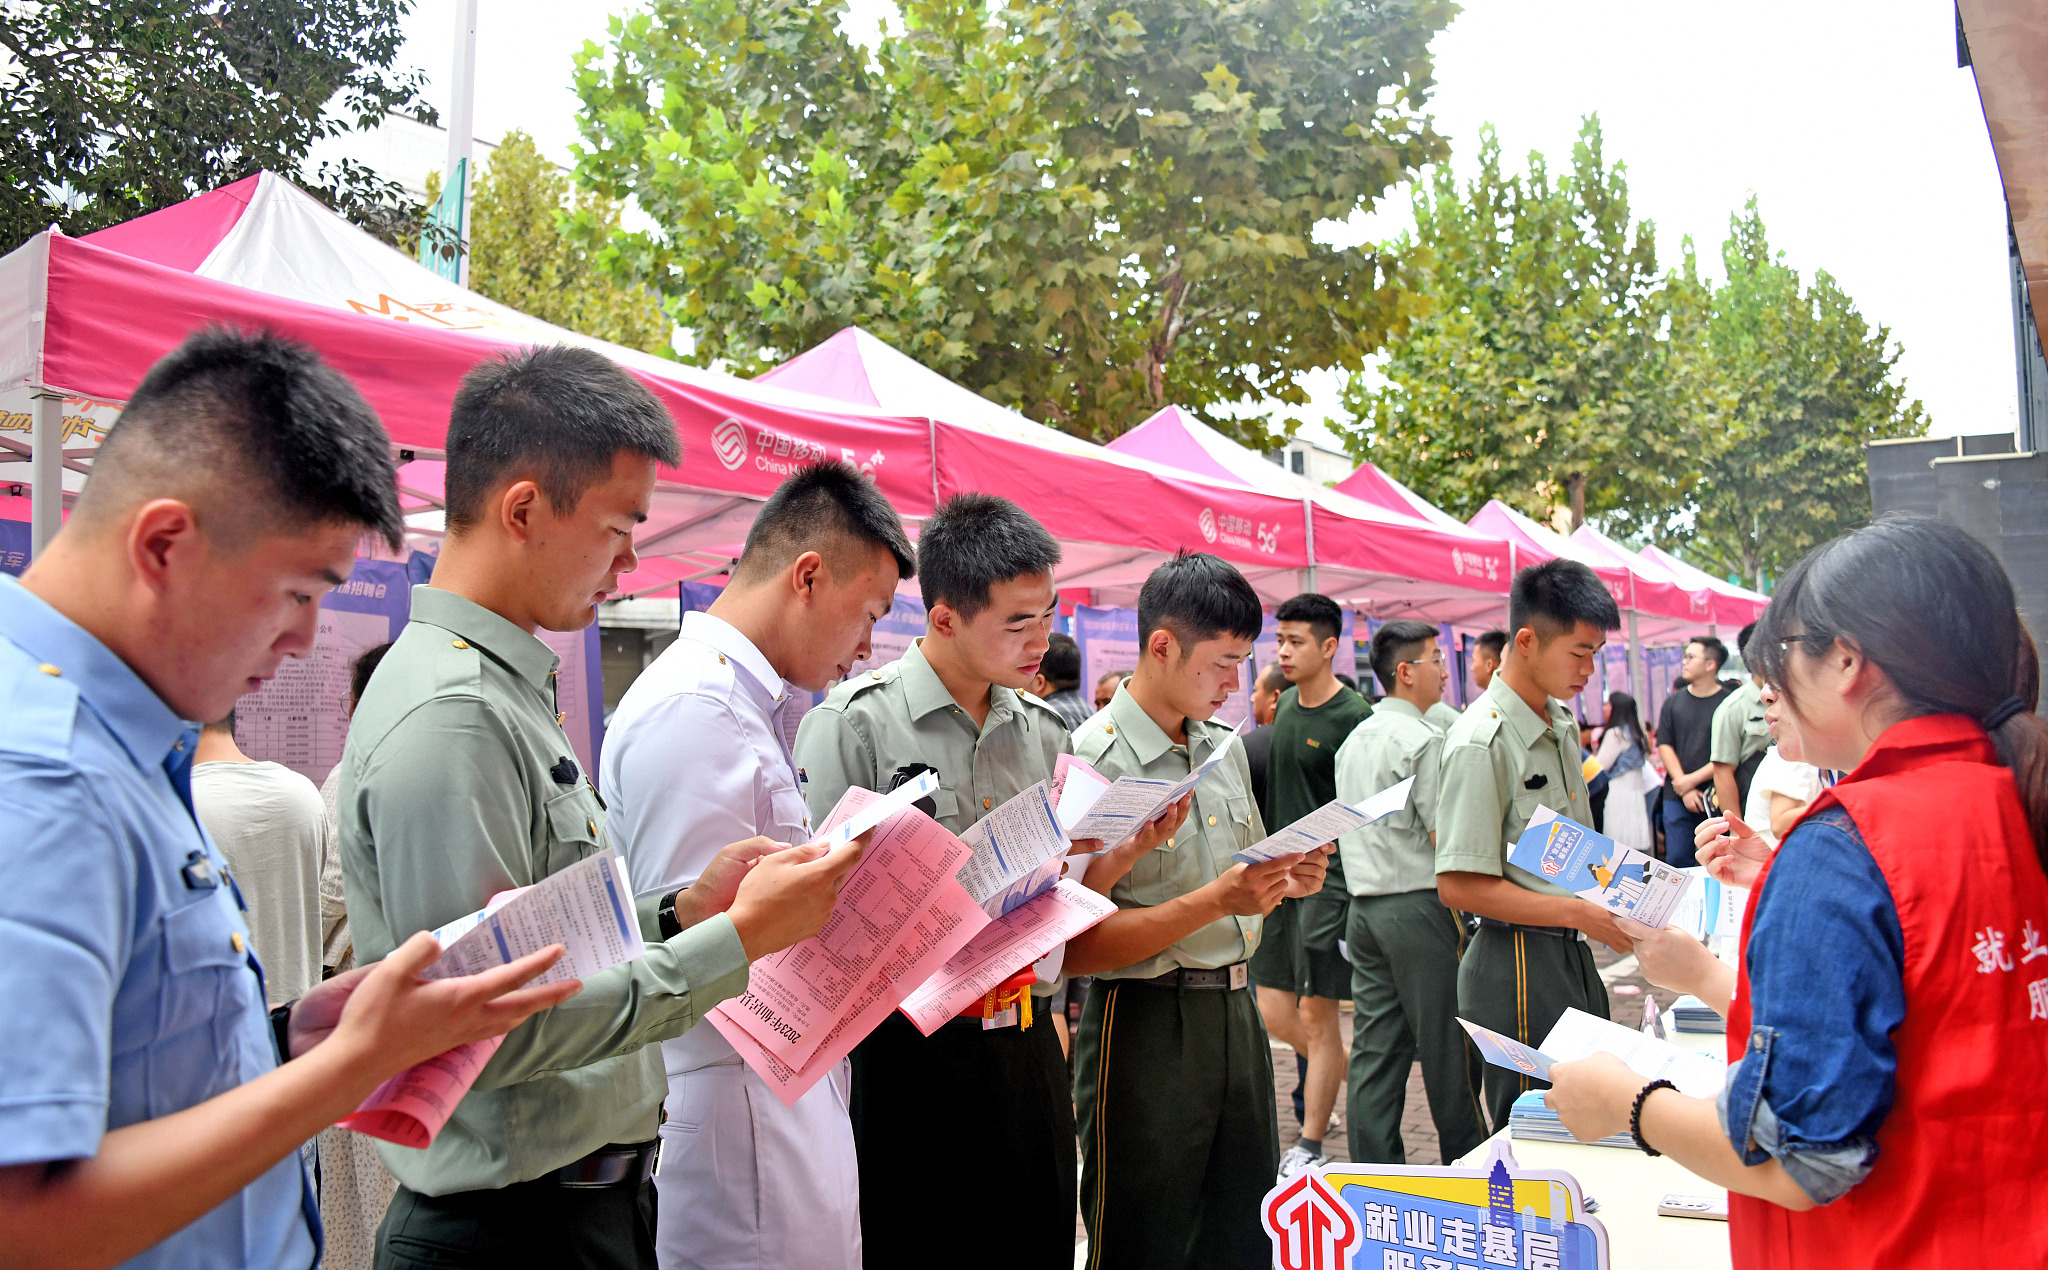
[1671,995,1724,1033]
[1507,1091,1635,1150]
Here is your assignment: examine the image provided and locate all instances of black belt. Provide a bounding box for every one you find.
[1124,962,1249,990]
[1477,917,1581,940]
[545,1139,658,1189]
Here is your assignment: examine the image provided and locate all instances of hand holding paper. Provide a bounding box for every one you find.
[1460,1007,1725,1100]
[1064,733,1238,846]
[1507,810,1693,929]
[1232,776,1416,865]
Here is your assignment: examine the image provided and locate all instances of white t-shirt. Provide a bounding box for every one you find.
[1743,746,1824,845]
[193,760,332,1006]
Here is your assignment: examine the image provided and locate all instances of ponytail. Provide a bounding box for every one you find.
[1753,516,2048,872]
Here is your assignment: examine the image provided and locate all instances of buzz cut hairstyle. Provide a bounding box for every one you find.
[734,460,916,584]
[1476,629,1508,658]
[1507,559,1621,643]
[1275,592,1343,645]
[1691,634,1729,670]
[1736,621,1759,658]
[76,327,403,550]
[1137,550,1263,655]
[443,345,681,531]
[1040,631,1081,690]
[1371,619,1440,694]
[915,492,1060,618]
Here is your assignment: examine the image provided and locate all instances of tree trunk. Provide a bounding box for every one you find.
[1567,473,1587,530]
[1140,267,1190,407]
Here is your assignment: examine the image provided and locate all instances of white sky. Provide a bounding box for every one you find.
[382,0,2017,440]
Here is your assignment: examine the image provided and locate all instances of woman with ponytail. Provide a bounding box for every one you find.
[1544,515,2048,1268]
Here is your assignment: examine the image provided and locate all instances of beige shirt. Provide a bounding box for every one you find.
[193,760,330,1007]
[1332,698,1443,898]
[1434,671,1591,899]
[1070,685,1265,979]
[1425,701,1463,734]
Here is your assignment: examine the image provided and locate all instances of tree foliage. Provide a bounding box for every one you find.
[1682,199,1927,586]
[464,131,674,356]
[1340,118,1689,528]
[569,0,1453,444]
[0,0,430,253]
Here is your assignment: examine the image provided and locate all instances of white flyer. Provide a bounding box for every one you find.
[1232,776,1417,865]
[1538,1007,1726,1098]
[814,769,940,849]
[423,848,643,986]
[898,880,1116,1034]
[1065,731,1239,846]
[956,781,1071,909]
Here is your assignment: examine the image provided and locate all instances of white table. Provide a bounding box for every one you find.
[1453,1026,1732,1270]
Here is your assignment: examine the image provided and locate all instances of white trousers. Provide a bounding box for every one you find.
[653,1053,861,1270]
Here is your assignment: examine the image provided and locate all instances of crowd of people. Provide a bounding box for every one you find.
[1,327,2044,1270]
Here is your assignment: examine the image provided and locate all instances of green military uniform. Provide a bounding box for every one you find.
[792,639,1076,1270]
[1710,679,1771,811]
[1070,685,1275,1270]
[1435,671,1610,1131]
[1252,684,1372,1001]
[1331,698,1488,1165]
[1425,700,1463,734]
[339,587,749,1267]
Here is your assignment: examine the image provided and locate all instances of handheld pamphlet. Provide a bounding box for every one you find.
[898,880,1116,1034]
[1459,1007,1725,1100]
[1064,732,1240,846]
[1508,807,1692,929]
[341,848,643,1147]
[1232,776,1416,865]
[957,781,1075,918]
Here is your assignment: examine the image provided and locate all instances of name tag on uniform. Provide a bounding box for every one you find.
[1229,963,1249,990]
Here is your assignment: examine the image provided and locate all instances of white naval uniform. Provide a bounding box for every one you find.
[599,611,861,1270]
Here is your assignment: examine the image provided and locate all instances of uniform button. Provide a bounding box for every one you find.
[452,640,469,650]
[1490,710,1498,718]
[1568,791,1576,801]
[1208,815,1218,826]
[37,662,60,676]
[983,797,992,810]
[717,653,727,665]
[557,712,567,725]
[1167,837,1175,848]
[1104,725,1115,735]
[230,932,245,953]
[870,671,884,680]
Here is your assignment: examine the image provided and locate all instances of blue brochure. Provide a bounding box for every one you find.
[1507,811,1617,893]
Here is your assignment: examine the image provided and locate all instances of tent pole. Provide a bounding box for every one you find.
[1302,496,1317,594]
[445,0,479,287]
[30,390,62,558]
[1627,609,1645,705]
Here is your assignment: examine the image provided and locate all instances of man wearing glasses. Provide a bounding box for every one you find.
[1331,621,1488,1165]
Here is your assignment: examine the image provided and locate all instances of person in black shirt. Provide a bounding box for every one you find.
[1654,636,1731,867]
[1242,660,1288,828]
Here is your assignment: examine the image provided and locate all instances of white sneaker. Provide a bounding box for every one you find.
[1277,1144,1327,1180]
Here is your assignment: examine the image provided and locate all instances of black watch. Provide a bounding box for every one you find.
[657,889,683,940]
[270,1000,294,1064]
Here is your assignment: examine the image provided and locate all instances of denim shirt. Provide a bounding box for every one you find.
[1719,806,1906,1204]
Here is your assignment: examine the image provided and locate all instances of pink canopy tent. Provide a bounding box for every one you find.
[1637,544,1769,629]
[0,173,943,595]
[1102,405,1516,627]
[1569,524,1715,626]
[1332,459,1479,534]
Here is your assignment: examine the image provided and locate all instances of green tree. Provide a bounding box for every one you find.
[1340,117,1689,529]
[568,0,1452,444]
[464,131,673,356]
[1681,199,1928,587]
[1,0,432,252]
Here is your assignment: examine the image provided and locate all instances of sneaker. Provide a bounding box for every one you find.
[1277,1144,1327,1181]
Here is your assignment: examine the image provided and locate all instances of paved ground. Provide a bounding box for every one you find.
[1070,942,1674,1251]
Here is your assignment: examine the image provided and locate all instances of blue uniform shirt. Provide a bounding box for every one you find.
[0,575,318,1269]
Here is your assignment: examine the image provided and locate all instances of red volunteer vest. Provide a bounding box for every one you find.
[1726,715,2048,1268]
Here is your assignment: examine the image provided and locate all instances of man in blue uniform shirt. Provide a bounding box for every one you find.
[0,330,578,1270]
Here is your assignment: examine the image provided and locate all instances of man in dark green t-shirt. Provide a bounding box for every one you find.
[1253,593,1372,1177]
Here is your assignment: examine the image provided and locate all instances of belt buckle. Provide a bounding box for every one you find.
[1228,963,1248,990]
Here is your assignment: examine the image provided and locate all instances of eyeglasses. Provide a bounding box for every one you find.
[1400,653,1447,668]
[1778,632,1831,656]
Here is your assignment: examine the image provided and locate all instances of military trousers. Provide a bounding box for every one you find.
[1455,923,1609,1130]
[374,1175,655,1270]
[1345,889,1490,1165]
[1074,977,1278,1270]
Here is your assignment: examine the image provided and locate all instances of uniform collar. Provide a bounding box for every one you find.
[1104,681,1220,764]
[407,585,558,692]
[680,610,786,702]
[1374,697,1426,724]
[1484,670,1565,750]
[0,573,195,776]
[898,638,1020,726]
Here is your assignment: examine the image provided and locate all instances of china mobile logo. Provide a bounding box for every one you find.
[1258,522,1279,553]
[1451,550,1501,582]
[1264,1169,1362,1270]
[1199,508,1219,543]
[711,419,748,470]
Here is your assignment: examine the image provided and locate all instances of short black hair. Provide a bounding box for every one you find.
[1371,619,1439,693]
[1275,592,1343,645]
[1257,660,1290,693]
[916,493,1059,617]
[1041,631,1080,690]
[1137,550,1262,655]
[1690,635,1728,670]
[350,641,394,711]
[77,327,403,549]
[733,460,915,584]
[443,345,681,530]
[1476,629,1508,659]
[1507,559,1620,643]
[1736,621,1759,658]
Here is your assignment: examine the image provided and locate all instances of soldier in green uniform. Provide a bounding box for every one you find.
[1436,559,1632,1131]
[1254,592,1372,1177]
[1063,552,1331,1270]
[1710,621,1771,814]
[1334,620,1487,1165]
[796,494,1094,1268]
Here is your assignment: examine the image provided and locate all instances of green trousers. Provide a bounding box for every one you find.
[1074,978,1279,1270]
[1455,923,1610,1130]
[1345,889,1490,1164]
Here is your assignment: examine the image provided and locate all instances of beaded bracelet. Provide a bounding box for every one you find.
[1630,1079,1677,1156]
